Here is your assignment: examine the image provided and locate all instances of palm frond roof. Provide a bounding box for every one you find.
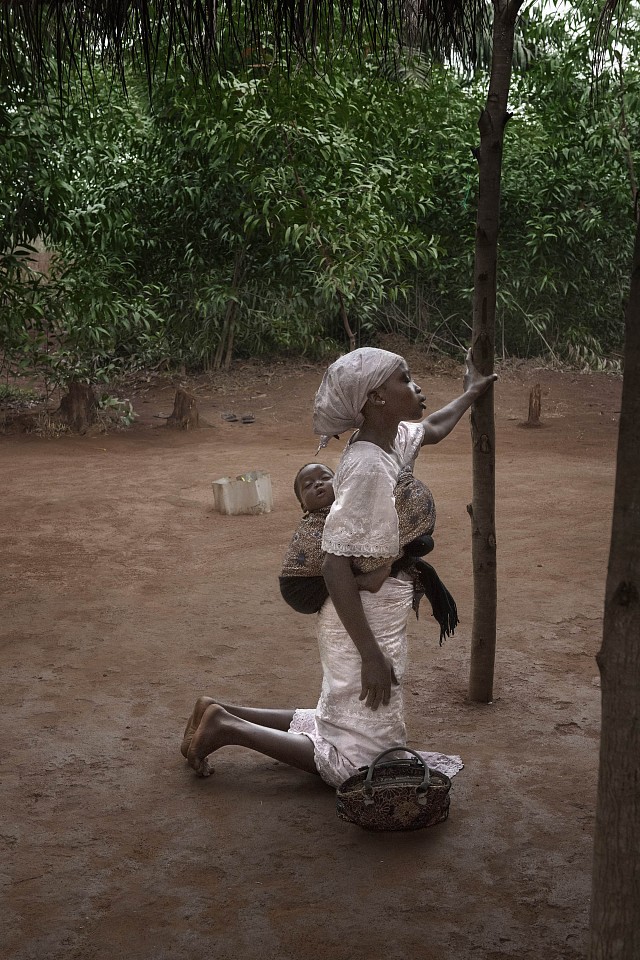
[2,0,486,89]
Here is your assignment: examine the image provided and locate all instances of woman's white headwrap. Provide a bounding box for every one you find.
[313,347,404,446]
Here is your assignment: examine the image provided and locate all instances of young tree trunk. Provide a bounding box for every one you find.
[468,0,522,703]
[212,248,244,371]
[588,214,640,960]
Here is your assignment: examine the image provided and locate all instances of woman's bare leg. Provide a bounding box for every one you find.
[186,704,318,777]
[181,696,297,757]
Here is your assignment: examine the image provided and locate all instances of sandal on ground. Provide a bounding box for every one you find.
[241,413,255,424]
[221,412,238,422]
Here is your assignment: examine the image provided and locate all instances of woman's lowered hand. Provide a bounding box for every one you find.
[360,651,398,710]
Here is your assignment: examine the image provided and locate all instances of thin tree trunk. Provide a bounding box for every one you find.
[336,289,356,351]
[588,213,640,960]
[212,248,244,371]
[468,1,521,703]
[615,53,639,221]
[213,307,232,370]
[223,313,236,371]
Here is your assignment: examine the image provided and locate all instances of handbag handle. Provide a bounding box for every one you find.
[363,747,431,803]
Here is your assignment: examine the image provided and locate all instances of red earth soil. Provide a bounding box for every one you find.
[1,356,622,960]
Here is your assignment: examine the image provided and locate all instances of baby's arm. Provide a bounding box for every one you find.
[422,348,497,445]
[354,563,393,593]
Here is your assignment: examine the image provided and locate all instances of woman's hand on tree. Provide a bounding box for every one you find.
[360,653,398,710]
[422,348,498,445]
[463,347,498,397]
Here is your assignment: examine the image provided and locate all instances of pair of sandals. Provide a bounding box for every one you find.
[221,412,255,424]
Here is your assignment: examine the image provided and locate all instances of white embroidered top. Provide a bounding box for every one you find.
[322,421,424,559]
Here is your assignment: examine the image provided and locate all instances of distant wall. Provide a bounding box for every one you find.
[25,237,54,276]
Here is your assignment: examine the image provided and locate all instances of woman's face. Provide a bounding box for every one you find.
[376,361,426,420]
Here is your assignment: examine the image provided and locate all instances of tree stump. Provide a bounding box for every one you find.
[166,388,199,429]
[527,383,542,427]
[58,381,97,433]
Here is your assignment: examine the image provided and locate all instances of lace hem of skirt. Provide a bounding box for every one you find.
[288,708,464,789]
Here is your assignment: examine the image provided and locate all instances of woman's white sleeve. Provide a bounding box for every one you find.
[396,421,425,466]
[322,457,398,558]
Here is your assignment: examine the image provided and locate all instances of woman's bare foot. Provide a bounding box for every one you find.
[187,703,231,777]
[180,696,216,758]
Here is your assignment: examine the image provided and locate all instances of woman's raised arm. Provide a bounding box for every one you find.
[421,348,497,446]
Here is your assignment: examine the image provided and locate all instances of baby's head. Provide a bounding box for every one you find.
[294,463,335,513]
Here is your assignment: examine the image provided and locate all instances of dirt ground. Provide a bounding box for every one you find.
[0,355,622,960]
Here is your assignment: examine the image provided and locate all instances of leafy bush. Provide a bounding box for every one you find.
[1,7,636,381]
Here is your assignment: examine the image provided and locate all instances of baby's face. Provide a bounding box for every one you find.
[297,464,335,512]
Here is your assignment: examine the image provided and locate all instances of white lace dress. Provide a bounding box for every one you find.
[289,422,463,788]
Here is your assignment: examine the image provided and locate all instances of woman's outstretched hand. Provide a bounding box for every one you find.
[463,347,498,397]
[360,653,398,710]
[421,347,498,445]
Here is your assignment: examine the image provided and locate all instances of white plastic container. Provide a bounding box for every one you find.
[212,470,273,516]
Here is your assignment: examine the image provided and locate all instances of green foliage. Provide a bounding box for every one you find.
[1,6,637,380]
[97,394,138,428]
[115,63,448,367]
[1,69,167,392]
[0,383,38,404]
[405,3,637,362]
[492,6,637,360]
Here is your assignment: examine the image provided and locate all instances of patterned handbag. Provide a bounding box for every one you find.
[336,747,451,831]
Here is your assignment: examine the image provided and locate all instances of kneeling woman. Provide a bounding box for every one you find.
[182,347,496,786]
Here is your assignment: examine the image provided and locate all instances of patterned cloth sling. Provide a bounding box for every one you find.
[279,471,458,644]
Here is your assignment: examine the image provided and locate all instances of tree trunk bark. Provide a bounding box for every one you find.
[527,383,542,426]
[166,388,199,429]
[212,248,244,371]
[468,1,521,703]
[588,213,640,960]
[58,381,97,433]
